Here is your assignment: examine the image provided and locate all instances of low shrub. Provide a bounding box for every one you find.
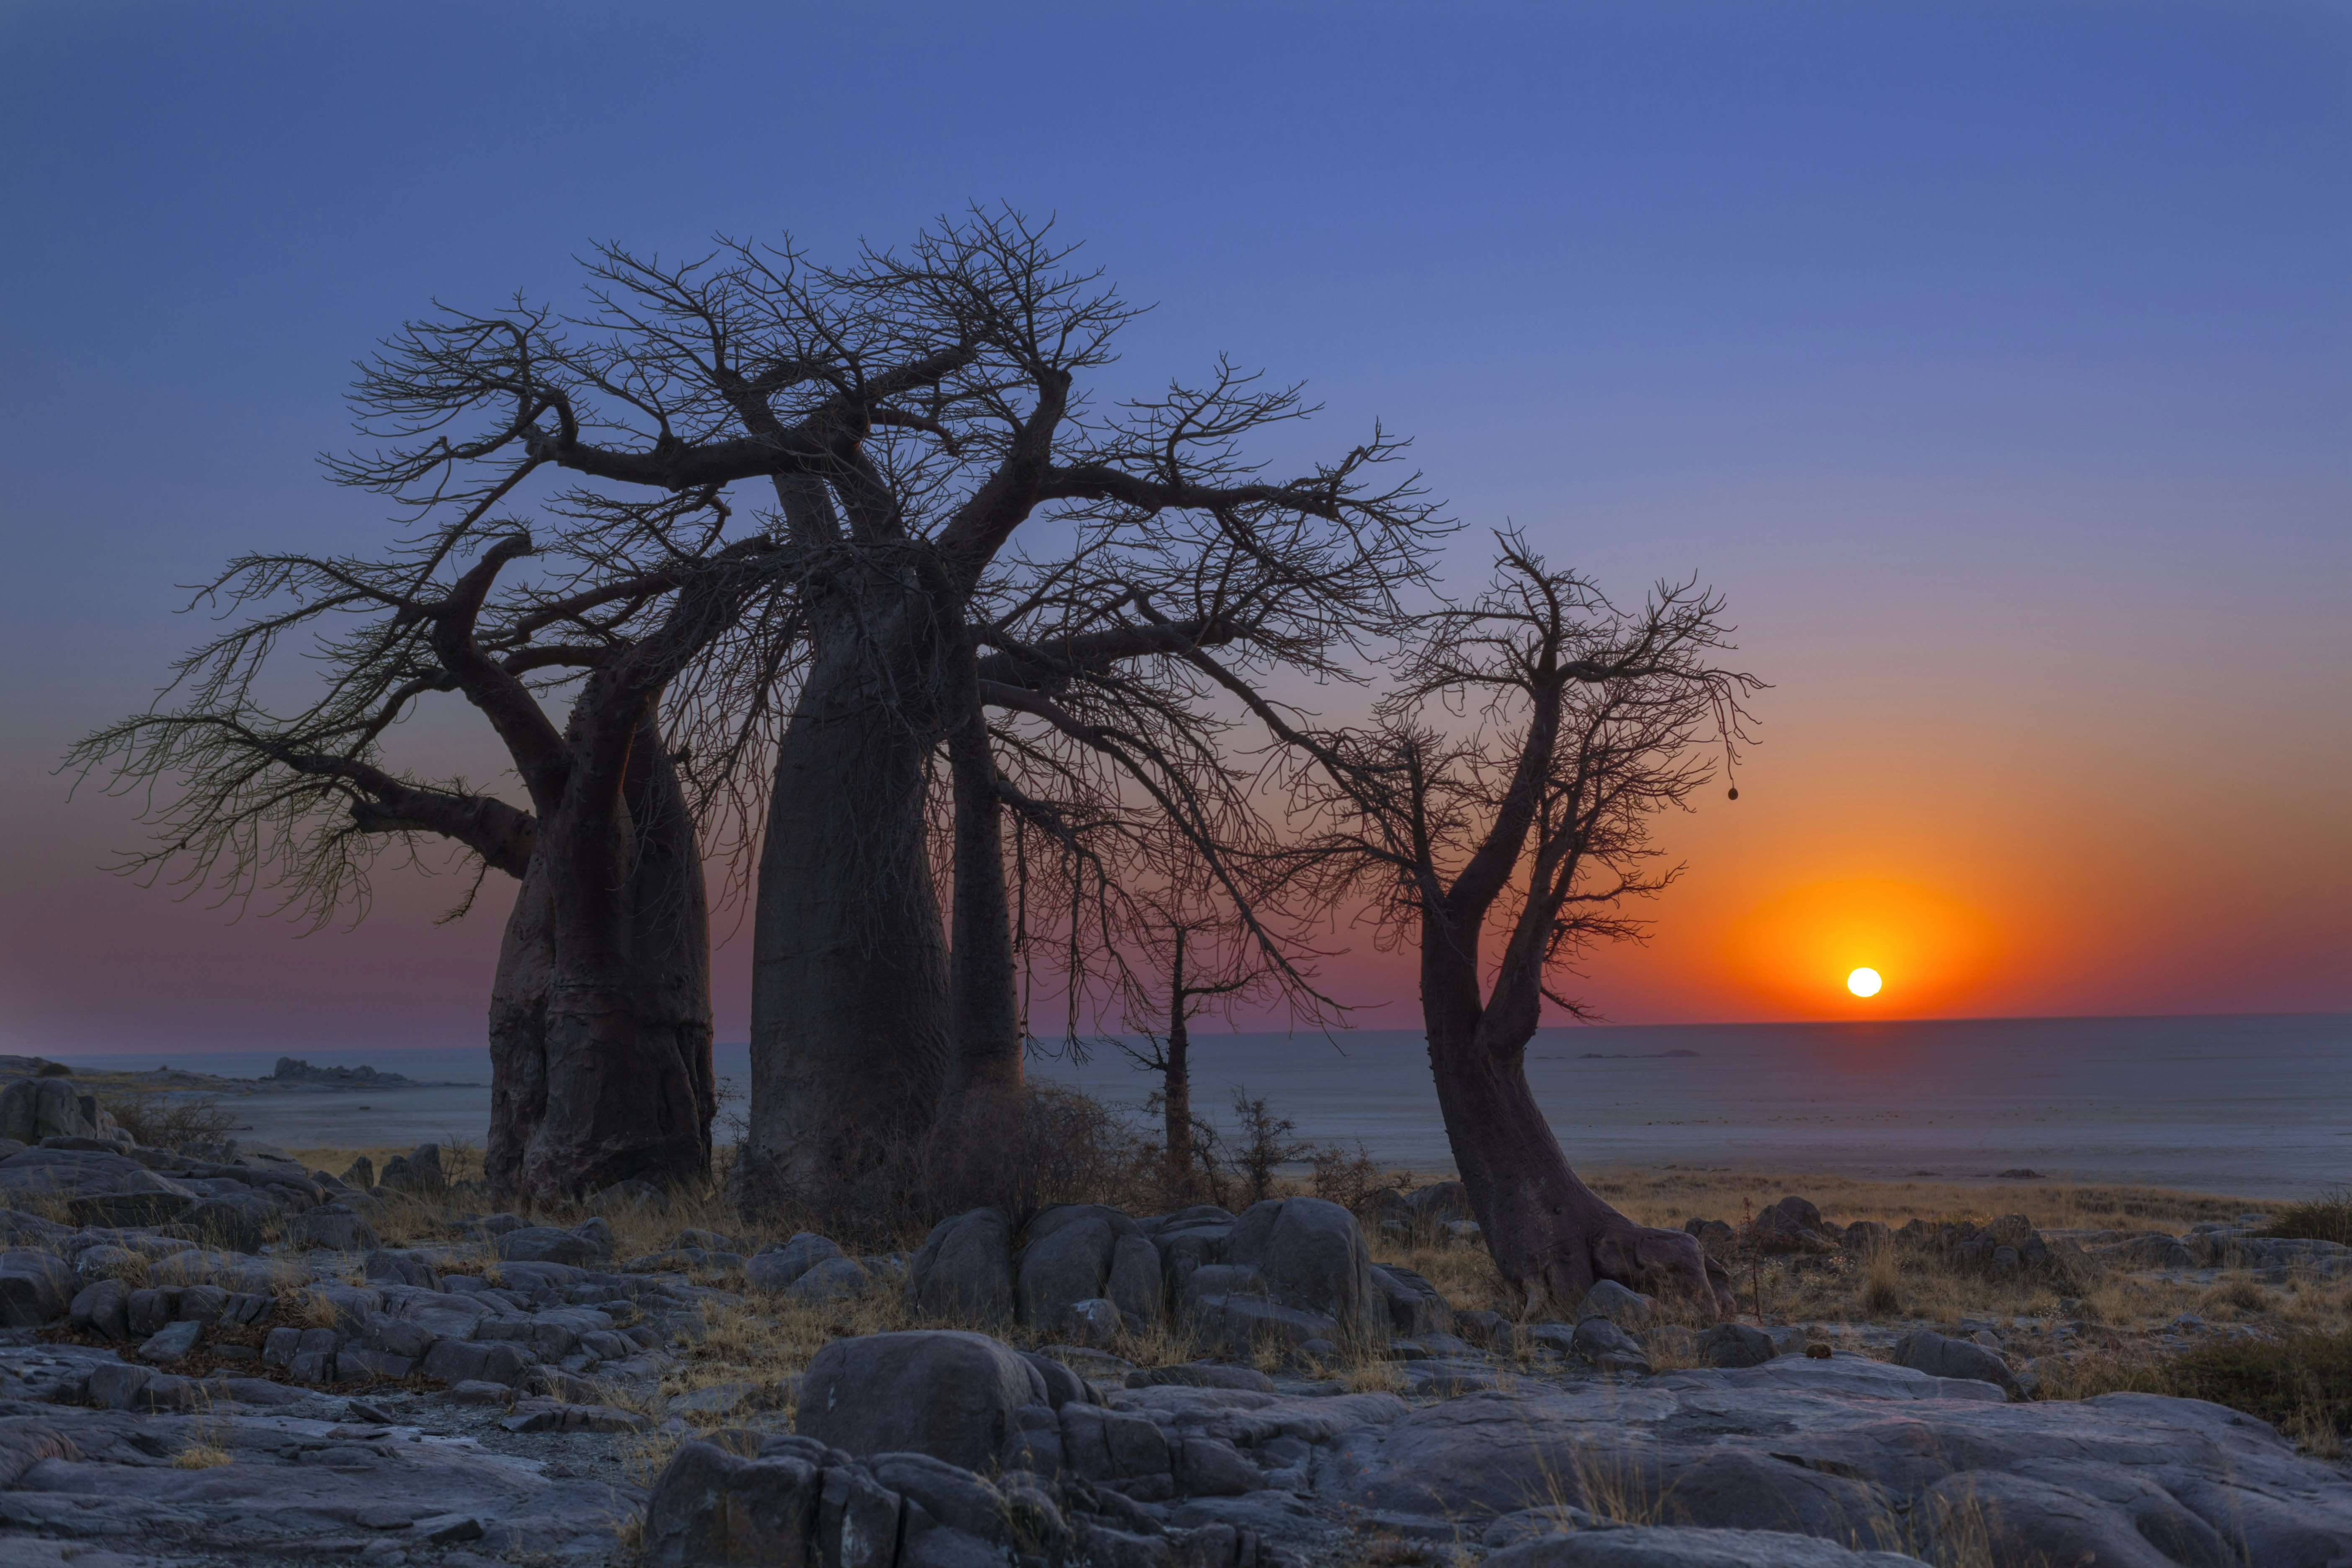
[2170,1331,2352,1436]
[2043,1331,2352,1448]
[2263,1188,2352,1247]
[99,1087,236,1153]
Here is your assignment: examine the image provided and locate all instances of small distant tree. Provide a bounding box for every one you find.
[1099,842,1306,1195]
[1203,534,1759,1316]
[1224,1089,1310,1208]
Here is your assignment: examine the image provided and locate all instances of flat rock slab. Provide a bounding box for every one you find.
[1315,1356,2352,1566]
[1490,1522,1928,1565]
[0,1407,638,1562]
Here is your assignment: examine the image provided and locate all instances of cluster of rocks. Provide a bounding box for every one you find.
[634,1308,2352,1568]
[0,1075,133,1152]
[1350,1179,1481,1247]
[1892,1212,2084,1279]
[2,1142,2348,1565]
[2079,1218,2352,1281]
[1676,1195,2102,1282]
[646,1330,1287,1566]
[893,1196,1436,1357]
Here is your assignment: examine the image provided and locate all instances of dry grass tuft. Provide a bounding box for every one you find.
[610,1509,646,1555]
[171,1440,233,1469]
[2199,1277,2269,1319]
[1858,1248,1905,1317]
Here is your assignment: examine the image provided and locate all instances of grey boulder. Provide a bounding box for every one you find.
[492,1225,598,1266]
[1046,1297,1122,1349]
[1697,1321,1775,1368]
[1890,1328,2021,1398]
[1573,1278,1658,1329]
[1017,1204,1160,1331]
[641,1439,822,1566]
[745,1230,844,1293]
[1227,1195,1385,1344]
[1369,1264,1454,1337]
[0,1148,192,1225]
[0,1249,76,1327]
[904,1207,1015,1320]
[784,1255,872,1305]
[1569,1316,1651,1375]
[182,1189,287,1253]
[797,1329,1045,1471]
[283,1204,381,1253]
[374,1142,445,1197]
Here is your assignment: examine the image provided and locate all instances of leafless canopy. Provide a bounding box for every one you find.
[70,209,1447,999]
[1204,531,1761,1021]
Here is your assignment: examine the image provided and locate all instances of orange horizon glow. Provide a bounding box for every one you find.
[1723,878,2001,1018]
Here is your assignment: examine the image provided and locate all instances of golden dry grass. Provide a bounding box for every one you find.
[1357,1171,2316,1334]
[1582,1167,2267,1235]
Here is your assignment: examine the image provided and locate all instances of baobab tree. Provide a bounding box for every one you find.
[67,490,792,1198]
[1198,535,1758,1316]
[339,210,1444,1215]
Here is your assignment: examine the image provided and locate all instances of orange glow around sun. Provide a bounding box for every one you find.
[1724,878,2001,1016]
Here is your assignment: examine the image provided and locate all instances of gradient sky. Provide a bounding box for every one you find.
[3,1,2346,1057]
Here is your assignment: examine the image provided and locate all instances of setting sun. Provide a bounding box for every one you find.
[1723,879,2001,1016]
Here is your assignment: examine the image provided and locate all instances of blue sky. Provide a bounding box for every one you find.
[3,1,2345,1052]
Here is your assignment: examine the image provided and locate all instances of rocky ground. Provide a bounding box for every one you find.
[0,1120,2348,1565]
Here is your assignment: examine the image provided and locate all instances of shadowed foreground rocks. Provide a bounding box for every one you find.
[0,1142,2348,1565]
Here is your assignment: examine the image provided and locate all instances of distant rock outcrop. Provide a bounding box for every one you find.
[268,1057,415,1087]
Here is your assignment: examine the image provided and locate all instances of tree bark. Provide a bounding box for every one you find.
[1421,928,1733,1315]
[943,657,1022,1104]
[927,691,1026,1174]
[1164,1003,1194,1185]
[741,628,953,1219]
[485,721,714,1200]
[484,861,552,1199]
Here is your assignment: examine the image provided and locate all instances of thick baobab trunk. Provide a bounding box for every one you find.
[1423,944,1735,1317]
[944,707,1022,1101]
[742,635,953,1219]
[485,729,715,1200]
[485,863,553,1198]
[930,696,1024,1175]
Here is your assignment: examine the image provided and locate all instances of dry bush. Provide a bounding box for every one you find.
[1210,1092,1309,1210]
[2264,1188,2352,1247]
[903,1083,1165,1238]
[99,1087,236,1153]
[2038,1331,2352,1457]
[1308,1141,1406,1213]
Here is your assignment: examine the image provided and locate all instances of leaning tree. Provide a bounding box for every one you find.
[340,210,1445,1215]
[1199,535,1758,1315]
[67,482,798,1197]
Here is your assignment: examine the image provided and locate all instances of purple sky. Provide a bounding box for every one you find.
[3,2,2346,1056]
